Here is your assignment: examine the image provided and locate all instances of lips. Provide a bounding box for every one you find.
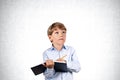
[59,38,64,40]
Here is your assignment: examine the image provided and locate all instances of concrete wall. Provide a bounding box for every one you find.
[0,0,120,80]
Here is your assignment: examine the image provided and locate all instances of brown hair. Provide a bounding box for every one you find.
[47,22,67,36]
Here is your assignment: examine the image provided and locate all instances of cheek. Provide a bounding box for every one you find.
[64,36,66,39]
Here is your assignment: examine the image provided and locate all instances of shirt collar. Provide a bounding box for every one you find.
[50,44,67,50]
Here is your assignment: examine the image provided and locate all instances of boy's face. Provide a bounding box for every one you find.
[48,28,66,45]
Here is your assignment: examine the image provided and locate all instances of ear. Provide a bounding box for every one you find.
[48,35,51,39]
[48,35,53,42]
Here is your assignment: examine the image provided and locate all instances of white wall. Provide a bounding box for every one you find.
[0,0,120,80]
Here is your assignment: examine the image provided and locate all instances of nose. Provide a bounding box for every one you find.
[59,32,63,37]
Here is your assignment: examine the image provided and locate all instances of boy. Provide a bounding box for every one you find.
[43,22,81,80]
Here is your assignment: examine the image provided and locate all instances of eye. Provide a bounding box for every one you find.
[55,32,59,34]
[62,31,66,34]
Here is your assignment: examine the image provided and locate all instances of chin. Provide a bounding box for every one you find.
[58,42,64,45]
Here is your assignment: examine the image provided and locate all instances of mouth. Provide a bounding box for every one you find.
[59,38,64,40]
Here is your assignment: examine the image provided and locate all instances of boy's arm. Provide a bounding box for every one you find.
[66,50,81,73]
[43,68,55,78]
[43,53,55,78]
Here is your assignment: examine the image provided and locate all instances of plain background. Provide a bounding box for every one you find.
[0,0,120,80]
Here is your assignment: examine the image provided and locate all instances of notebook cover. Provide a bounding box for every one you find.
[31,64,46,75]
[54,62,68,72]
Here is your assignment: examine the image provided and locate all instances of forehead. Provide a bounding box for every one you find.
[52,27,66,32]
[54,27,65,30]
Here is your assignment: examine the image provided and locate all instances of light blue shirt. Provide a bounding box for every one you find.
[43,45,81,80]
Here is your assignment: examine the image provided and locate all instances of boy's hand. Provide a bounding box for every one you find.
[44,59,54,68]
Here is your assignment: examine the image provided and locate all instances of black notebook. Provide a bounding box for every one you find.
[31,62,68,75]
[31,64,46,75]
[54,61,68,72]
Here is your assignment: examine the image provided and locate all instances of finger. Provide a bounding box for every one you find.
[42,63,46,67]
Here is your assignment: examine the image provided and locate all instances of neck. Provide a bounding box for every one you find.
[52,44,63,51]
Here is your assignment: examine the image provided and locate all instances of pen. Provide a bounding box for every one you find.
[61,54,67,59]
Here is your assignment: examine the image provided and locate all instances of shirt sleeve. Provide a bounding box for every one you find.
[43,51,55,78]
[66,48,81,73]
